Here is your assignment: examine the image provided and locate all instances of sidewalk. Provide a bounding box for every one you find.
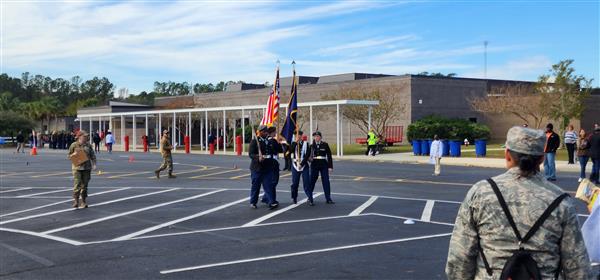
[342,152,590,173]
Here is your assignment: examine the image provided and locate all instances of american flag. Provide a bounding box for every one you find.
[260,64,280,126]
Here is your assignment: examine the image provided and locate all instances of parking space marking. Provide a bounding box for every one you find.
[348,196,378,216]
[0,188,130,218]
[0,227,83,246]
[107,171,153,179]
[0,242,55,267]
[160,232,453,274]
[242,193,323,227]
[190,169,241,179]
[353,176,364,181]
[30,171,73,178]
[17,189,70,198]
[126,215,365,242]
[368,213,455,227]
[43,189,225,234]
[0,188,174,225]
[230,173,250,179]
[146,166,216,178]
[113,196,248,241]
[420,200,435,222]
[0,172,37,178]
[0,187,32,194]
[280,173,292,178]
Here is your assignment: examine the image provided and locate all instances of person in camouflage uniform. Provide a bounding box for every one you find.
[68,130,96,209]
[155,129,176,179]
[446,126,592,279]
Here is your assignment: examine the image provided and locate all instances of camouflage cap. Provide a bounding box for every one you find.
[505,126,546,156]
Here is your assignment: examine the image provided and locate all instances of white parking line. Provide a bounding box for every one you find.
[0,187,32,194]
[160,232,453,274]
[146,167,216,178]
[17,189,70,198]
[0,227,84,246]
[190,169,241,179]
[0,188,129,218]
[0,188,175,225]
[242,193,323,227]
[368,213,455,227]
[113,196,248,241]
[420,200,435,222]
[348,196,378,216]
[43,189,225,234]
[30,171,72,178]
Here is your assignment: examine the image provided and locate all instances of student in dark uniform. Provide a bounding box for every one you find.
[281,138,292,171]
[248,125,269,209]
[310,131,334,204]
[261,126,282,208]
[290,131,313,205]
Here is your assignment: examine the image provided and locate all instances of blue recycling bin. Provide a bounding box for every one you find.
[0,137,5,144]
[475,140,487,157]
[442,140,450,156]
[412,140,422,155]
[421,140,430,156]
[450,140,462,157]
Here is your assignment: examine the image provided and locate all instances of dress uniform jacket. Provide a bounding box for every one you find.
[310,141,333,169]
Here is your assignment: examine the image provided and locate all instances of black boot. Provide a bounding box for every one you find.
[154,170,160,179]
[168,172,176,179]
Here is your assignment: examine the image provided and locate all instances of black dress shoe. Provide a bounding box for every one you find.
[250,204,257,209]
[269,203,279,210]
[326,200,335,204]
[308,200,315,206]
[292,198,297,204]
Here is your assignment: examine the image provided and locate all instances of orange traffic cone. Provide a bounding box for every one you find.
[30,146,38,156]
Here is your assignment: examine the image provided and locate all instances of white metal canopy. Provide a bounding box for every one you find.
[77,99,379,157]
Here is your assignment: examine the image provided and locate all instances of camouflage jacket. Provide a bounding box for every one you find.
[68,141,96,171]
[160,136,172,157]
[446,167,592,280]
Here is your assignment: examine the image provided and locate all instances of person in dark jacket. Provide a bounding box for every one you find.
[309,131,334,204]
[589,126,600,184]
[543,123,560,181]
[92,130,101,152]
[289,131,313,205]
[248,125,272,209]
[16,131,25,153]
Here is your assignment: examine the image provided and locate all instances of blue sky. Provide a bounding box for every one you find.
[2,0,599,94]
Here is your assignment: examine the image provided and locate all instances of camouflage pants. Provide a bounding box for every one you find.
[73,169,91,198]
[157,155,173,173]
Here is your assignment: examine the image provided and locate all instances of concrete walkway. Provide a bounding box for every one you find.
[342,152,591,173]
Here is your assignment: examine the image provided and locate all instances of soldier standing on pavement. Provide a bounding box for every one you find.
[68,130,96,209]
[154,130,176,179]
[309,131,334,204]
[290,130,313,205]
[446,126,592,279]
[261,126,282,208]
[249,125,268,209]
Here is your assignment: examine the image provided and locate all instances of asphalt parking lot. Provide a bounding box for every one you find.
[0,148,591,279]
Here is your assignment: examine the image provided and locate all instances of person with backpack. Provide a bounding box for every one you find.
[446,126,592,280]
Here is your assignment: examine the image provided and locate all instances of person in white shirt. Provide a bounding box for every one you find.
[430,135,443,176]
[105,130,115,153]
[564,124,578,164]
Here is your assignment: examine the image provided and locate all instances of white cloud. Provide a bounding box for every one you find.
[461,55,552,81]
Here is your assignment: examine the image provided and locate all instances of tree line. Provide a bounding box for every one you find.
[0,72,244,135]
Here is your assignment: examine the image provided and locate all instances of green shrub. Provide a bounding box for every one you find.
[407,115,490,141]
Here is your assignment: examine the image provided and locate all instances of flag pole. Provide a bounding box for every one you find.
[275,60,281,138]
[291,61,301,169]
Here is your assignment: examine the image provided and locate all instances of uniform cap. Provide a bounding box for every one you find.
[163,129,170,134]
[258,125,268,132]
[312,131,322,137]
[505,126,546,156]
[267,126,276,133]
